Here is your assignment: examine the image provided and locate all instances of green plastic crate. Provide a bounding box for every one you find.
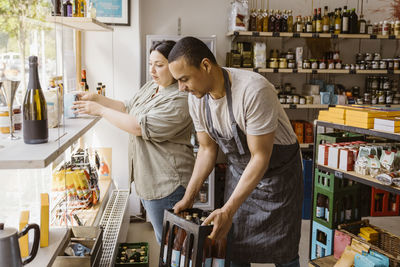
[313,185,361,229]
[115,242,149,267]
[314,168,361,193]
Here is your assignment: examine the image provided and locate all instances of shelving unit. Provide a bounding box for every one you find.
[239,67,400,75]
[0,116,101,169]
[46,16,113,32]
[309,120,400,265]
[227,31,400,40]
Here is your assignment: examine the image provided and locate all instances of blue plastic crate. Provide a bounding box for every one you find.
[311,221,334,260]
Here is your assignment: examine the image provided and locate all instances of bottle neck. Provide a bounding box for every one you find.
[28,63,41,90]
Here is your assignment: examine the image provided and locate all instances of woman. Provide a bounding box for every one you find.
[73,40,195,243]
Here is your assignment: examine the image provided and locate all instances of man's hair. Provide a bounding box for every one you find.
[150,40,176,59]
[168,36,217,67]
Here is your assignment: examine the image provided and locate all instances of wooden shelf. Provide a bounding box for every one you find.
[309,255,337,266]
[46,16,113,32]
[237,68,400,75]
[317,164,400,195]
[26,228,69,267]
[0,116,101,169]
[227,31,399,40]
[282,104,329,109]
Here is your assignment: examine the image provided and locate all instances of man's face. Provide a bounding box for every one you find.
[169,57,212,98]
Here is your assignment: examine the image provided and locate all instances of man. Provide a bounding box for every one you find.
[169,36,303,267]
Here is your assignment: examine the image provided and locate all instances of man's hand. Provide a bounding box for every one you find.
[202,208,233,240]
[173,196,194,214]
[72,100,104,116]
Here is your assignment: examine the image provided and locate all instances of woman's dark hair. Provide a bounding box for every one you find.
[168,36,217,68]
[150,40,176,59]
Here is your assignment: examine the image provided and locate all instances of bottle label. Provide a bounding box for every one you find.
[323,25,329,32]
[360,22,366,33]
[296,24,302,32]
[163,245,168,263]
[203,258,212,267]
[307,24,313,32]
[316,206,325,218]
[171,249,181,267]
[335,23,341,30]
[14,113,22,124]
[343,17,349,31]
[325,208,329,222]
[345,209,351,220]
[0,116,11,127]
[212,259,225,267]
[180,255,192,267]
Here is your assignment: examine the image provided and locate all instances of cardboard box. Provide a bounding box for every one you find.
[40,193,49,247]
[339,149,354,171]
[328,145,341,169]
[318,144,330,165]
[304,122,313,144]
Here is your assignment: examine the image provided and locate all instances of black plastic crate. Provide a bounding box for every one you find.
[115,242,149,266]
[159,208,232,267]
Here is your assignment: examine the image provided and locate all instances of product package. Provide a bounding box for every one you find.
[228,0,249,31]
[253,42,267,68]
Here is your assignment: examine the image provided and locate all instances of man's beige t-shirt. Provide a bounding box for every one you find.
[189,68,297,145]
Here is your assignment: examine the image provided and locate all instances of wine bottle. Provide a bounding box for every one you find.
[23,56,48,144]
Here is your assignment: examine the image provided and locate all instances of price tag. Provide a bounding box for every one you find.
[350,69,356,74]
[331,34,338,39]
[370,34,377,39]
[252,31,260,37]
[312,69,318,74]
[273,32,280,37]
[273,68,279,73]
[334,171,344,179]
[389,35,396,39]
[312,33,319,38]
[289,104,297,109]
[253,68,259,73]
[293,69,298,73]
[293,33,300,38]
[234,31,239,37]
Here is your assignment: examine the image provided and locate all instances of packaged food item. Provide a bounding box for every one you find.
[368,154,381,178]
[355,155,369,176]
[375,172,396,185]
[253,42,267,68]
[380,150,396,172]
[228,0,249,31]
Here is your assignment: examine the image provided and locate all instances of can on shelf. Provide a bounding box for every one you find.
[303,59,311,69]
[379,60,387,70]
[311,59,318,69]
[328,60,335,69]
[279,58,288,69]
[286,95,294,104]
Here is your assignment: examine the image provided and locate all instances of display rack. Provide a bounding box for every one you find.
[0,116,101,169]
[227,31,400,40]
[46,16,113,32]
[239,67,400,75]
[309,120,400,265]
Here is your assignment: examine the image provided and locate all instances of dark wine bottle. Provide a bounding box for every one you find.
[23,56,48,144]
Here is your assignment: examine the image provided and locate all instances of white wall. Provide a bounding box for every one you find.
[83,0,141,190]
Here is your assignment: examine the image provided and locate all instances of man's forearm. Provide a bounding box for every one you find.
[184,145,218,202]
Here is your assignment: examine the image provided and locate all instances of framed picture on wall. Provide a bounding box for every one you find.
[93,0,131,26]
[145,35,217,82]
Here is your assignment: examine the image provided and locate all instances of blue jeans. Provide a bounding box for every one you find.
[141,185,186,244]
[231,255,300,267]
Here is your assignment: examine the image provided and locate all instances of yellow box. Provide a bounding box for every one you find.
[360,227,379,241]
[19,211,29,258]
[345,120,374,129]
[346,117,375,124]
[40,193,49,248]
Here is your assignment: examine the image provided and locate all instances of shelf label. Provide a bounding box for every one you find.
[293,69,298,73]
[252,31,260,37]
[350,69,356,74]
[389,35,396,39]
[273,68,279,73]
[388,69,394,74]
[273,32,280,37]
[253,68,259,73]
[289,104,297,109]
[331,34,338,39]
[312,33,319,38]
[370,34,377,39]
[328,104,336,107]
[234,31,239,36]
[293,33,300,38]
[312,69,318,74]
[334,171,344,179]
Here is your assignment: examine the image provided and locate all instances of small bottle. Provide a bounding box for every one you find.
[287,10,294,32]
[274,10,281,32]
[329,11,335,33]
[262,9,268,32]
[382,20,389,36]
[395,20,400,36]
[295,16,303,33]
[316,194,325,218]
[312,8,317,32]
[249,9,257,31]
[341,6,349,33]
[316,8,323,33]
[367,20,373,34]
[212,238,227,267]
[171,227,186,267]
[358,14,366,34]
[268,9,275,32]
[322,6,329,33]
[324,197,329,222]
[349,8,358,34]
[66,0,73,17]
[306,16,313,33]
[334,9,341,34]
[256,9,263,32]
[88,1,96,18]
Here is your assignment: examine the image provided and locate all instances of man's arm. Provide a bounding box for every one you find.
[203,131,275,240]
[173,131,218,212]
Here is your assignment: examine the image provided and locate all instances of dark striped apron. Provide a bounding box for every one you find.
[203,69,303,263]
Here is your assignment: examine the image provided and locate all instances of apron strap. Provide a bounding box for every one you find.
[222,69,246,155]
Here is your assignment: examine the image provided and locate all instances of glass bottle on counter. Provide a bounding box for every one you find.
[262,9,268,32]
[256,9,264,32]
[287,10,293,32]
[334,9,341,34]
[349,8,358,34]
[316,194,325,218]
[322,6,329,33]
[359,14,367,34]
[316,8,323,33]
[23,56,48,144]
[341,6,349,33]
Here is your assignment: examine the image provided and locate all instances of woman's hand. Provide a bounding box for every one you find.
[72,100,104,116]
[202,208,233,240]
[74,91,98,101]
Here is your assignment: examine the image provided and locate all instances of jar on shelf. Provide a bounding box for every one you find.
[371,76,379,90]
[364,93,372,104]
[333,51,340,60]
[344,64,351,70]
[394,97,400,104]
[371,95,378,105]
[300,97,306,105]
[371,60,379,69]
[350,64,356,70]
[328,59,335,69]
[286,95,294,104]
[335,60,342,69]
[394,58,400,70]
[305,96,313,104]
[365,53,373,61]
[373,53,381,61]
[357,98,364,104]
[286,51,295,60]
[383,77,391,90]
[269,58,279,68]
[0,106,10,134]
[377,90,386,104]
[288,59,296,69]
[310,59,318,69]
[279,58,288,69]
[303,59,311,69]
[293,95,300,104]
[319,60,326,69]
[379,60,387,70]
[387,59,394,70]
[279,95,287,104]
[386,91,393,104]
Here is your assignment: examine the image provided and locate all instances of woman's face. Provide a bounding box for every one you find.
[149,50,174,88]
